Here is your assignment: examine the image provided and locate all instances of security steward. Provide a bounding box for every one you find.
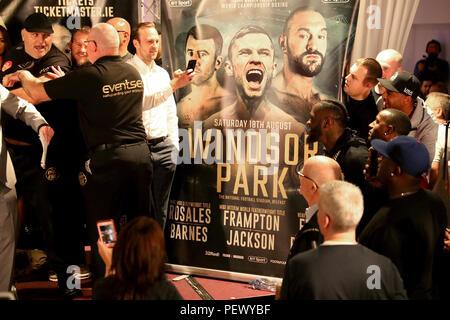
[3,22,153,281]
[0,13,84,299]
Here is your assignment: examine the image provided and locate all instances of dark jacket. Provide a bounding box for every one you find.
[345,94,378,141]
[326,128,388,235]
[359,189,448,299]
[287,212,323,261]
[325,127,368,188]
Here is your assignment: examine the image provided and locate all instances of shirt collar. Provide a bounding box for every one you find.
[305,204,318,223]
[321,241,357,246]
[131,54,155,72]
[95,55,122,64]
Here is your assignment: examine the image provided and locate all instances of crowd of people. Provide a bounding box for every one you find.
[0,9,448,301]
[0,13,192,299]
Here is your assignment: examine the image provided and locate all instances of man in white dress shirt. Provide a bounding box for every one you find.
[127,22,193,231]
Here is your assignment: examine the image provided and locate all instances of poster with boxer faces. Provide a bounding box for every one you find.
[164,0,359,278]
[0,0,359,279]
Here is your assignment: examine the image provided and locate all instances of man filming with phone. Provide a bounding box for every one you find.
[127,22,193,232]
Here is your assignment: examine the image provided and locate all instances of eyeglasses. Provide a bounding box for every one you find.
[298,172,319,189]
[85,39,97,46]
[296,163,319,189]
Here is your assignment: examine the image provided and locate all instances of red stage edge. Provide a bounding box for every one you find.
[166,263,282,285]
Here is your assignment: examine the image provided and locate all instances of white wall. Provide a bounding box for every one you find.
[402,0,450,82]
[411,0,450,24]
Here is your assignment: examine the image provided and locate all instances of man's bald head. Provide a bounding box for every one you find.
[91,23,119,50]
[376,49,402,80]
[304,155,343,185]
[381,108,412,136]
[107,17,130,32]
[87,23,119,63]
[107,17,131,55]
[299,155,343,206]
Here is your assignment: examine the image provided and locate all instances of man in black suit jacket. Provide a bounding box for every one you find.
[280,180,407,300]
[287,155,342,261]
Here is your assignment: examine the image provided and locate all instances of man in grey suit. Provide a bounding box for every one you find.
[0,84,53,293]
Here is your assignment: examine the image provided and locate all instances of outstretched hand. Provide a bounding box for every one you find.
[2,72,21,87]
[46,66,66,80]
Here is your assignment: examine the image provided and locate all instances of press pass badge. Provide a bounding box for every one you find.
[39,132,48,169]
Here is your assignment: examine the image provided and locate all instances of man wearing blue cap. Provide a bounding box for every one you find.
[378,70,438,163]
[359,136,447,299]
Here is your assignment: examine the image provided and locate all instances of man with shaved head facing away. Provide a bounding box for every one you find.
[4,23,153,281]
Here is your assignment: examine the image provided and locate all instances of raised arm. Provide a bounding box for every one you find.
[3,70,51,105]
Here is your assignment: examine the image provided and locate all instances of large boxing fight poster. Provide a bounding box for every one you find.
[165,0,359,278]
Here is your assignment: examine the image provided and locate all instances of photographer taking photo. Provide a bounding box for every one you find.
[414,40,449,85]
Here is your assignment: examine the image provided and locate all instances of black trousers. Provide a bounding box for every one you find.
[148,137,177,232]
[47,163,87,270]
[6,142,70,289]
[83,141,153,280]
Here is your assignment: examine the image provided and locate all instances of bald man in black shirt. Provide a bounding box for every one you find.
[4,22,153,281]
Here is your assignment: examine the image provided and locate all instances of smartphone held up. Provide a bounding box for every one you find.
[187,59,197,74]
[97,219,117,248]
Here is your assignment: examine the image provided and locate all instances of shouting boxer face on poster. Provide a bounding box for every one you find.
[282,9,327,77]
[225,28,275,103]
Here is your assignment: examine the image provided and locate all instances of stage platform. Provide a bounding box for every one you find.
[13,273,276,301]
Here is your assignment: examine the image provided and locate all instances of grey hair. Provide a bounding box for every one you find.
[318,180,363,232]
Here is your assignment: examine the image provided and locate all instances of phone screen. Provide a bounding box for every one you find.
[100,224,116,244]
[187,59,197,73]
